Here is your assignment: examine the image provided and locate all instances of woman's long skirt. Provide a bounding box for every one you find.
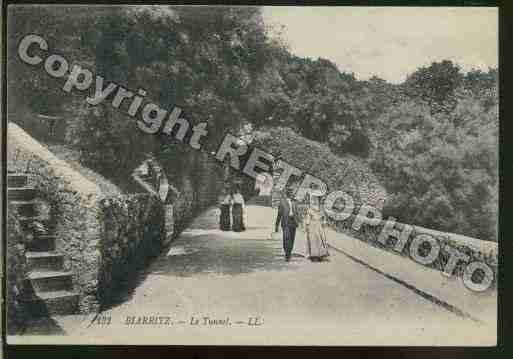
[232,203,245,232]
[220,204,231,231]
[306,220,329,261]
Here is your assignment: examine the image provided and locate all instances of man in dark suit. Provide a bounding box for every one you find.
[275,189,299,262]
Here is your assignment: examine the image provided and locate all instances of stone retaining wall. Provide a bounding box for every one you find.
[7,123,165,313]
[6,206,28,334]
[8,122,104,312]
[98,194,164,306]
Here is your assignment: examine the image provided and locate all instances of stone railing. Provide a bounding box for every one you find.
[273,195,497,287]
[328,214,498,286]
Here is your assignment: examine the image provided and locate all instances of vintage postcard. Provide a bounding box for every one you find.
[4,5,498,346]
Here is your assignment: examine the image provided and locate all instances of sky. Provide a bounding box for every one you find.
[262,7,498,83]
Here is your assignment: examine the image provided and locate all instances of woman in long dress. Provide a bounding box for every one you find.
[304,193,329,262]
[232,188,246,232]
[219,192,233,231]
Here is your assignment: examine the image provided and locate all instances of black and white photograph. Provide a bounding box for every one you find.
[3,4,498,346]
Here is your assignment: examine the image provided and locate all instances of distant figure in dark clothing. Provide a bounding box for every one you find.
[232,188,246,232]
[275,189,299,262]
[219,192,233,231]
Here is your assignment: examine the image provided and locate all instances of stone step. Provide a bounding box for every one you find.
[26,251,64,271]
[7,173,28,188]
[8,187,36,201]
[28,270,73,292]
[9,200,36,217]
[21,290,79,316]
[27,235,56,252]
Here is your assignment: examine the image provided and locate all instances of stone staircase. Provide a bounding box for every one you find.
[8,173,79,317]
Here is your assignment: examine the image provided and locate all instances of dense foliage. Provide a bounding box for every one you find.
[8,6,498,240]
[369,70,498,241]
[251,127,386,209]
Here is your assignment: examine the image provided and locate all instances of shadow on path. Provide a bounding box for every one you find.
[104,202,291,308]
[147,202,297,277]
[149,232,295,277]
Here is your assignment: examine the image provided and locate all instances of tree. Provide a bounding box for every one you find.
[403,60,464,114]
[369,91,498,241]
